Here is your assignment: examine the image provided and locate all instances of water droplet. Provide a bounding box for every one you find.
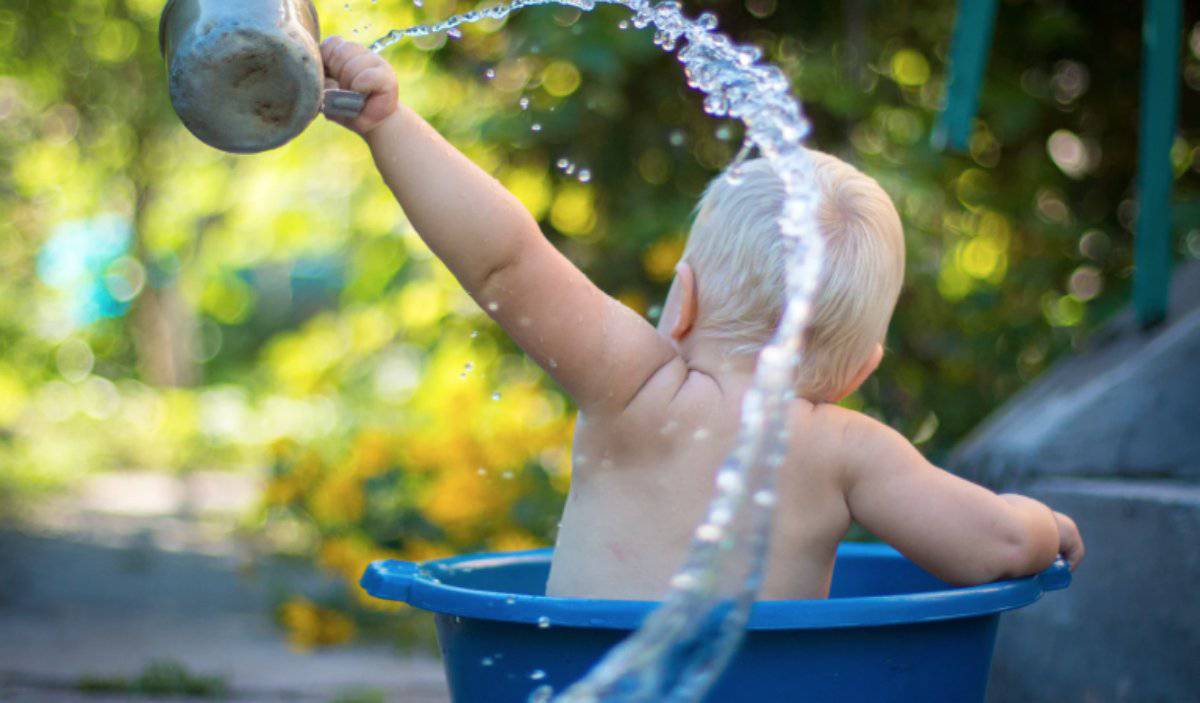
[556,158,571,170]
[477,467,488,476]
[531,123,543,133]
[502,471,515,480]
[536,616,551,629]
[753,490,777,507]
[484,68,496,80]
[670,572,698,590]
[481,657,494,667]
[446,27,462,38]
[505,597,516,605]
[471,330,479,338]
[717,470,744,493]
[617,19,630,30]
[487,302,500,312]
[529,685,554,703]
[669,130,687,147]
[519,96,531,110]
[577,169,592,182]
[696,524,722,543]
[693,428,710,441]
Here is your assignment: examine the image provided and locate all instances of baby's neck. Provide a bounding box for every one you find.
[678,336,758,385]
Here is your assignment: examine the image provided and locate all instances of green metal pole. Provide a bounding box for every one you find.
[933,0,999,152]
[1134,0,1182,327]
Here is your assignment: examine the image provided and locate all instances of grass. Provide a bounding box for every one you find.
[77,660,229,699]
[329,688,387,703]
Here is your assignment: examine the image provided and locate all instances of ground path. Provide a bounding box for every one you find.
[0,472,450,703]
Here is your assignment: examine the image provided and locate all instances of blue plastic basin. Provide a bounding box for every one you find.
[361,543,1071,703]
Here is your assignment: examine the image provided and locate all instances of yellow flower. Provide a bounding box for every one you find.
[550,184,596,236]
[270,437,299,460]
[347,430,394,478]
[617,290,649,317]
[309,472,365,525]
[504,166,552,220]
[401,538,457,563]
[642,237,685,282]
[279,597,356,651]
[0,364,29,426]
[490,530,546,553]
[318,536,408,611]
[262,476,301,507]
[318,535,374,582]
[265,450,325,506]
[422,465,514,540]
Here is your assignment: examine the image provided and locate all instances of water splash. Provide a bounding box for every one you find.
[371,3,824,702]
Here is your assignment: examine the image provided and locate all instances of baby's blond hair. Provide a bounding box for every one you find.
[681,152,905,401]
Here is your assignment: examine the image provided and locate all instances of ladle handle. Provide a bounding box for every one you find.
[323,89,368,121]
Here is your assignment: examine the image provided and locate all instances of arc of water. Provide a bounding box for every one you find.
[372,3,824,702]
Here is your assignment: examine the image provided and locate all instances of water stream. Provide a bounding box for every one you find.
[372,3,825,701]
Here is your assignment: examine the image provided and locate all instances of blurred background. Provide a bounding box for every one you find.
[1,0,1198,701]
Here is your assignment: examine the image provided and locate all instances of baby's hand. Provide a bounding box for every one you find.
[321,36,399,136]
[1053,511,1084,571]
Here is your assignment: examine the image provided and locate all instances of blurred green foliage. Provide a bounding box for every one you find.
[2,0,1198,643]
[77,660,229,698]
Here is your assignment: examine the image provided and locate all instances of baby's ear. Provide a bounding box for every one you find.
[833,344,883,402]
[669,263,698,342]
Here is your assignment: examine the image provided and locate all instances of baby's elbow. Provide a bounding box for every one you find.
[991,524,1059,581]
[946,528,1057,587]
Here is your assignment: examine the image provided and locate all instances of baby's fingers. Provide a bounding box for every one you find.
[320,36,345,75]
[350,65,395,95]
[321,36,366,83]
[340,52,378,87]
[1064,538,1084,571]
[1053,511,1084,571]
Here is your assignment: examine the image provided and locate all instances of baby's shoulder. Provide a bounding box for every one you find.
[781,401,872,480]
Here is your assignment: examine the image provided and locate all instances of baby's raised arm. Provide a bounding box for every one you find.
[829,407,1083,585]
[322,38,677,414]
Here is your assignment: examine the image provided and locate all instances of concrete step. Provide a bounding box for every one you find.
[987,478,1200,703]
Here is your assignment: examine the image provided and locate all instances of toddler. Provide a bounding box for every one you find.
[322,37,1084,600]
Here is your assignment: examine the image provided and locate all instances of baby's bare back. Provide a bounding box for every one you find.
[546,367,853,601]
